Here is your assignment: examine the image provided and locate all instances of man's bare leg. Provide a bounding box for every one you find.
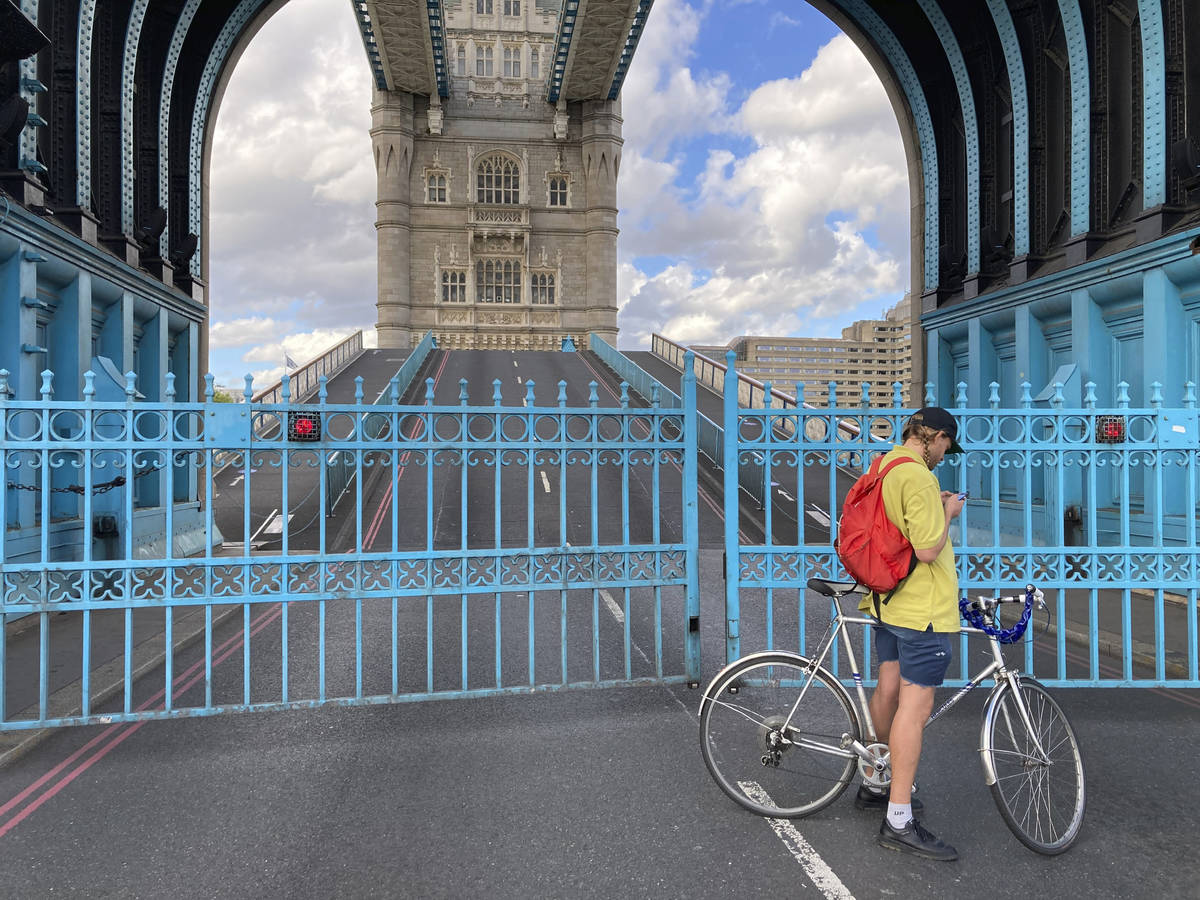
[887,680,934,805]
[868,660,901,744]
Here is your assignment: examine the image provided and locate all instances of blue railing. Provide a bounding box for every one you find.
[589,335,723,469]
[252,330,363,405]
[720,354,1200,688]
[0,354,701,729]
[324,330,438,512]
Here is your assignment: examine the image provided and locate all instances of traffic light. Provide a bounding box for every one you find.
[1095,415,1125,443]
[288,411,321,442]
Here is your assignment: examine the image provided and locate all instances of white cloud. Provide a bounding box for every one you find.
[616,15,910,349]
[208,0,377,350]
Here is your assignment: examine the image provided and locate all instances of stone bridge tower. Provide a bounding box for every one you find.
[372,0,621,351]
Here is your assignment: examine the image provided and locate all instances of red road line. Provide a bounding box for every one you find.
[0,603,285,838]
[363,351,451,550]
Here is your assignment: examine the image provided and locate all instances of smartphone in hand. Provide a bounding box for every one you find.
[956,492,969,500]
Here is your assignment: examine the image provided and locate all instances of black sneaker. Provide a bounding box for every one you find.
[854,784,924,813]
[877,818,958,861]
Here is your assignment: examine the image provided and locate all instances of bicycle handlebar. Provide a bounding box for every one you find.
[963,585,1045,615]
[959,585,1043,643]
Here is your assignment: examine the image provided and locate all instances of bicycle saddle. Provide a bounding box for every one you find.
[806,578,867,597]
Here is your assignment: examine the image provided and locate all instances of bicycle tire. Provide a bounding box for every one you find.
[699,652,862,818]
[981,677,1086,854]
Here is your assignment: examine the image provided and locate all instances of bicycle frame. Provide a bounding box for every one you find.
[779,593,1054,778]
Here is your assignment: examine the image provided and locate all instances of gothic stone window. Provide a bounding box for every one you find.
[476,45,493,76]
[457,45,466,76]
[477,153,520,204]
[426,170,448,203]
[503,46,521,78]
[476,0,493,13]
[504,0,520,15]
[547,174,569,207]
[442,269,467,302]
[476,259,522,303]
[530,271,555,305]
[530,47,539,80]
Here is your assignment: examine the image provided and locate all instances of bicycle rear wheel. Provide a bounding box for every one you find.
[699,652,861,818]
[981,677,1086,854]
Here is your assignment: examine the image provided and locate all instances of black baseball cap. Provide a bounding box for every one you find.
[909,407,963,453]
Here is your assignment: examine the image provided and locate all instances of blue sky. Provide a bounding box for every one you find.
[206,0,908,386]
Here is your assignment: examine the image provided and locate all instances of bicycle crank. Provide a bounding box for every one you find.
[857,741,891,788]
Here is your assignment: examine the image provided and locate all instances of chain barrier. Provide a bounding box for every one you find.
[5,462,165,495]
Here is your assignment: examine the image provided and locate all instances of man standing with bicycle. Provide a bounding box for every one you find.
[855,407,965,861]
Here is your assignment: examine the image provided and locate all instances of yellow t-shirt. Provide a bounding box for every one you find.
[855,445,961,632]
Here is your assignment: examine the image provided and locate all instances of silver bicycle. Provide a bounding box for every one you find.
[698,579,1086,855]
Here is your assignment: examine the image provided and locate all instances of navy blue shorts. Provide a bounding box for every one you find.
[873,621,954,687]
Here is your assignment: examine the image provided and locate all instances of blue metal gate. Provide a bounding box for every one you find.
[0,357,701,731]
[719,355,1200,688]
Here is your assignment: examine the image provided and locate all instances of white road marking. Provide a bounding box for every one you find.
[600,589,624,624]
[513,360,518,367]
[263,513,294,535]
[517,375,522,384]
[737,781,855,900]
[777,488,796,503]
[249,508,279,542]
[539,470,550,493]
[806,504,832,528]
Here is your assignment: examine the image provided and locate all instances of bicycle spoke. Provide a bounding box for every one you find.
[700,655,861,818]
[984,679,1085,854]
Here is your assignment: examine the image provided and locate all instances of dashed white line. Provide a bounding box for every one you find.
[600,589,624,624]
[737,781,855,900]
[539,470,551,493]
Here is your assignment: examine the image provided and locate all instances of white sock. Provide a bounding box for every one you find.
[887,802,913,830]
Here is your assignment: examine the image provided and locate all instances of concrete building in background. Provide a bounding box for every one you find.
[372,0,621,351]
[692,296,914,408]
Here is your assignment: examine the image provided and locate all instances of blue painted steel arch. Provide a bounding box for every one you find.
[828,0,939,292]
[985,0,1030,258]
[1139,0,1166,208]
[188,0,272,279]
[1058,0,1091,237]
[75,1,98,209]
[158,0,205,258]
[120,0,152,236]
[917,0,980,276]
[18,1,40,174]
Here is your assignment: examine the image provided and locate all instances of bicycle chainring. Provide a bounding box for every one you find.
[858,741,891,788]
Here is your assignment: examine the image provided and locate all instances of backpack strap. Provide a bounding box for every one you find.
[869,454,920,619]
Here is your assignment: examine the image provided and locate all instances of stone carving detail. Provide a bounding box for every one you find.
[532,312,559,325]
[478,311,522,325]
[476,209,524,225]
[439,310,470,324]
[539,246,549,267]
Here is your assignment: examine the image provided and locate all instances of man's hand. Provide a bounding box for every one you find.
[940,490,965,520]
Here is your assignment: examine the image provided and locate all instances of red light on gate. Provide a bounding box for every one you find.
[288,411,321,442]
[1095,415,1125,444]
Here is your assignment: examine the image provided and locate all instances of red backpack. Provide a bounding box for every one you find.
[835,455,919,606]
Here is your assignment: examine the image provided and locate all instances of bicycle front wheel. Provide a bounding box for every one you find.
[699,652,861,818]
[981,677,1086,854]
